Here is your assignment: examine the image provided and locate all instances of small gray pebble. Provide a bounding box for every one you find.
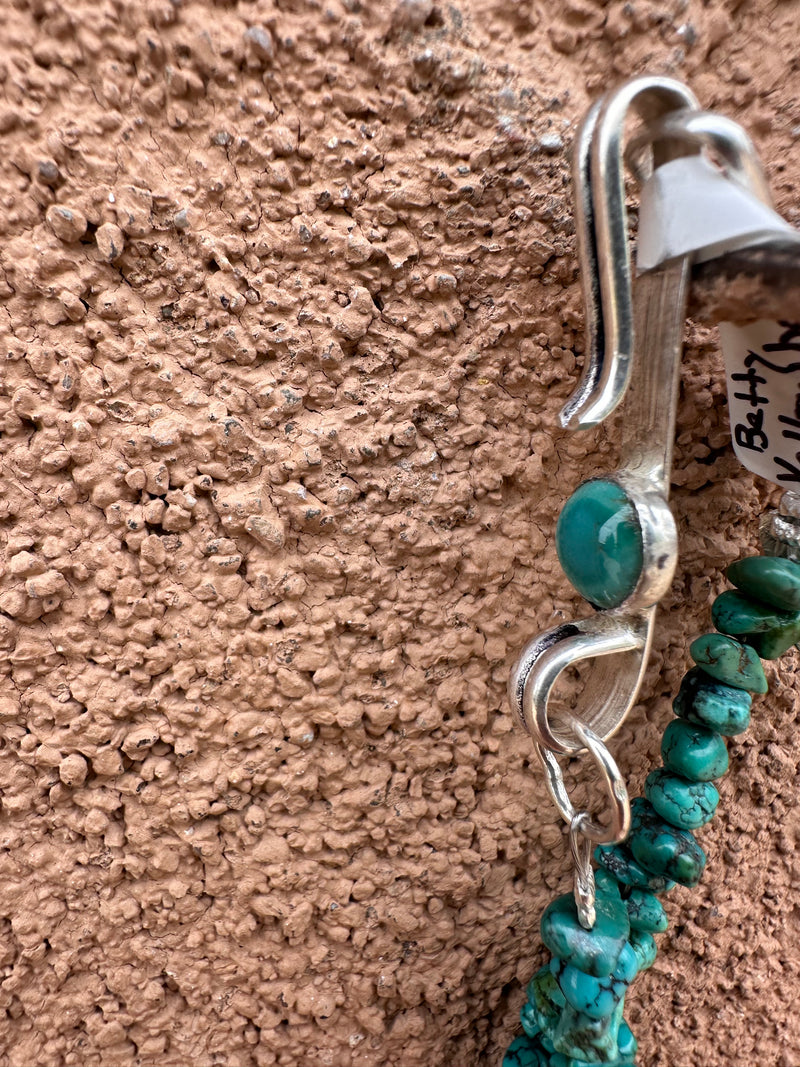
[38,159,60,184]
[539,133,564,154]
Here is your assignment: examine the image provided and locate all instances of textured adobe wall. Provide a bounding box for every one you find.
[1,0,800,1065]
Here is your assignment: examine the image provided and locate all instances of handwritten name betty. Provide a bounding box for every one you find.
[731,321,800,482]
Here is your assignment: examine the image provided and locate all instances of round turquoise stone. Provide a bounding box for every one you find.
[555,479,643,609]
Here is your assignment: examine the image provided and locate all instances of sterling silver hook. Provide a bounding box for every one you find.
[509,77,700,759]
[509,73,793,930]
[560,76,699,433]
[509,77,782,762]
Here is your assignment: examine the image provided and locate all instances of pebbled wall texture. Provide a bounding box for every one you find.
[1,0,800,1065]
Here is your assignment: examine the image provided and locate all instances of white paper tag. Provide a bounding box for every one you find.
[637,155,800,272]
[720,319,800,485]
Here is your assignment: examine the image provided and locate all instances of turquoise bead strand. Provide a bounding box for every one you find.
[503,553,797,1066]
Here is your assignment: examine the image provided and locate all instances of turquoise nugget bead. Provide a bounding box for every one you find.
[520,999,541,1040]
[503,1034,548,1067]
[627,798,707,888]
[727,555,800,611]
[555,479,643,609]
[628,929,657,972]
[711,589,799,635]
[625,888,668,933]
[747,625,800,660]
[552,959,628,1021]
[616,1021,637,1059]
[526,964,565,1037]
[711,590,800,658]
[645,767,719,829]
[611,943,639,984]
[673,667,751,736]
[540,891,629,978]
[662,718,729,782]
[594,842,675,893]
[552,997,625,1063]
[689,633,767,693]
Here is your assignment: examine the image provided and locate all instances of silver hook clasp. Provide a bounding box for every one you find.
[560,75,699,432]
[509,77,786,760]
[509,77,703,760]
[509,74,795,926]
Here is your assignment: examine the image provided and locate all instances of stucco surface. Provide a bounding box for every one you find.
[1,0,800,1065]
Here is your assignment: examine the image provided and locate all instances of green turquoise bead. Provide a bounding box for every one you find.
[503,1034,548,1067]
[673,667,751,736]
[711,590,800,658]
[711,589,799,635]
[625,888,668,933]
[746,623,800,659]
[616,1021,637,1059]
[628,929,657,972]
[564,1054,635,1067]
[555,479,643,609]
[540,891,629,979]
[551,944,637,1023]
[627,798,707,887]
[594,867,623,900]
[526,964,565,1034]
[553,962,627,1021]
[551,996,625,1063]
[727,555,800,611]
[520,999,541,1040]
[645,767,719,829]
[611,942,639,984]
[594,842,676,894]
[689,632,768,693]
[661,718,729,782]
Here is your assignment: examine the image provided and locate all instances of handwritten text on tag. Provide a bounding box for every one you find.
[720,320,800,486]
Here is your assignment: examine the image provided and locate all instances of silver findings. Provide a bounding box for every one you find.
[510,76,702,928]
[508,80,696,761]
[535,720,631,845]
[625,109,772,205]
[538,720,630,928]
[560,76,698,432]
[509,74,783,931]
[508,611,652,756]
[570,815,597,931]
[760,490,800,562]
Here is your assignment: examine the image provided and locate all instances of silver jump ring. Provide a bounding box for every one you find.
[535,720,631,845]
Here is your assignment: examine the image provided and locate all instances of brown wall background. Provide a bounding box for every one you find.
[1,0,800,1064]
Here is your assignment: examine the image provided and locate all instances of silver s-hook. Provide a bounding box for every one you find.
[508,75,788,927]
[561,76,699,433]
